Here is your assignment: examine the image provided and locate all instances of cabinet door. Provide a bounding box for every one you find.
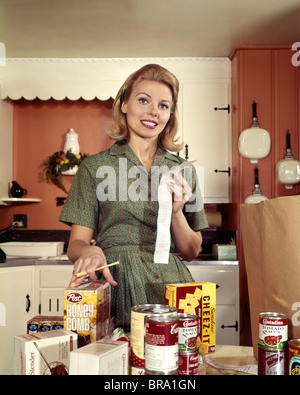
[35,265,73,315]
[182,82,231,203]
[0,266,35,374]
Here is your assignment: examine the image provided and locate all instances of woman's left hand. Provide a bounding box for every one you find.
[169,173,192,214]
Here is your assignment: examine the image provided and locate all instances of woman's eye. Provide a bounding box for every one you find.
[160,103,169,110]
[138,98,148,104]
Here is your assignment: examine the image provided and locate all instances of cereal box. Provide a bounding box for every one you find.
[69,339,129,375]
[64,280,110,347]
[14,329,77,375]
[165,282,216,354]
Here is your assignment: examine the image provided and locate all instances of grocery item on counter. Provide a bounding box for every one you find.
[145,315,178,375]
[288,339,300,375]
[69,339,129,375]
[27,315,64,334]
[165,282,216,354]
[130,304,177,369]
[64,280,110,347]
[15,329,77,375]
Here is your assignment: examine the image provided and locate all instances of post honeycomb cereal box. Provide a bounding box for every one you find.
[165,282,216,354]
[64,280,110,348]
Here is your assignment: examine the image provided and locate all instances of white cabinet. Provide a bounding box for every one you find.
[35,265,73,315]
[180,81,231,203]
[0,263,73,374]
[0,266,35,374]
[0,95,13,205]
[185,262,239,346]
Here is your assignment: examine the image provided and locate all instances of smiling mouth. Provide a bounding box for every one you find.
[141,120,158,129]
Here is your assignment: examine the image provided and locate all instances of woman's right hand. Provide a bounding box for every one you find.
[67,224,118,288]
[69,245,118,288]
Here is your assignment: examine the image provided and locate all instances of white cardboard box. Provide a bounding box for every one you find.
[69,339,129,375]
[14,329,77,375]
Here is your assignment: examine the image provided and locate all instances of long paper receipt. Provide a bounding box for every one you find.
[154,161,195,264]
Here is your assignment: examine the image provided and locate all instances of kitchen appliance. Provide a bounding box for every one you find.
[238,101,271,163]
[0,241,64,258]
[275,130,300,189]
[244,167,268,204]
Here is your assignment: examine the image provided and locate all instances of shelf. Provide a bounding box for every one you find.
[1,198,41,205]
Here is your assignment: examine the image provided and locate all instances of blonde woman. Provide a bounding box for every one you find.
[60,64,208,330]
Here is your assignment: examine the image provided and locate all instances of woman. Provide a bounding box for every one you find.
[59,64,208,330]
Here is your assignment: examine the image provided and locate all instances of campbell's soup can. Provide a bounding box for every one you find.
[130,304,177,368]
[178,313,199,352]
[289,339,300,375]
[258,312,288,350]
[258,345,288,375]
[178,351,199,375]
[145,315,178,374]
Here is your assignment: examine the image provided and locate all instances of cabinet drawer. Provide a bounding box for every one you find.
[38,266,73,287]
[186,266,238,305]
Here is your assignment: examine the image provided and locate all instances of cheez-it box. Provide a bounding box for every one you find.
[165,282,216,354]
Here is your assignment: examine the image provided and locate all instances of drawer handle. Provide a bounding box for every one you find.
[25,294,31,313]
[221,321,238,332]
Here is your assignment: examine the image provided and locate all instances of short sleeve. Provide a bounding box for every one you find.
[183,164,208,231]
[59,158,99,230]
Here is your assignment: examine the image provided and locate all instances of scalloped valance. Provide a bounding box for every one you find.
[0,57,230,101]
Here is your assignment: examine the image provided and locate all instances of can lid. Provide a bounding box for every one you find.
[259,312,288,319]
[131,304,176,314]
[178,312,199,320]
[289,339,300,347]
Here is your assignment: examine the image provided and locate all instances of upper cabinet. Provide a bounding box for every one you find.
[1,58,232,204]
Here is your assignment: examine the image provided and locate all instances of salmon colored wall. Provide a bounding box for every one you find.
[0,98,115,229]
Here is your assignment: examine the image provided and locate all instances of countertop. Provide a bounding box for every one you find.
[0,254,238,268]
[204,345,257,375]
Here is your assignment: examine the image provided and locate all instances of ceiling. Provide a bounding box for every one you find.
[0,0,299,59]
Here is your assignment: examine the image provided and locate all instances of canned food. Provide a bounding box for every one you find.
[178,313,199,352]
[289,339,300,375]
[145,315,178,373]
[258,345,288,375]
[145,368,178,375]
[259,312,288,350]
[130,304,177,367]
[178,350,199,375]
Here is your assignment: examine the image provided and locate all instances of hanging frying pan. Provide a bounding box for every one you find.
[244,167,268,204]
[275,130,300,189]
[239,101,271,163]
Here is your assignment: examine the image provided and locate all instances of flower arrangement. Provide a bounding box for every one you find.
[44,150,88,193]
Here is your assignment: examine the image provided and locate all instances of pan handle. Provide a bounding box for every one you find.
[254,167,259,185]
[286,130,291,150]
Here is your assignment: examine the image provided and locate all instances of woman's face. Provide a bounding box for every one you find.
[121,80,173,143]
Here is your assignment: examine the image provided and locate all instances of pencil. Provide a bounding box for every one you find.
[75,261,120,278]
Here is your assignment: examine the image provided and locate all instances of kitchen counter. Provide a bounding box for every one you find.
[204,345,257,375]
[0,256,73,267]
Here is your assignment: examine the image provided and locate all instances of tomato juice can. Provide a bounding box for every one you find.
[289,339,300,375]
[178,350,199,375]
[258,345,287,375]
[178,313,199,352]
[130,304,177,368]
[145,315,178,374]
[258,312,288,350]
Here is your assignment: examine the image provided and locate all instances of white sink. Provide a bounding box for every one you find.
[0,242,64,258]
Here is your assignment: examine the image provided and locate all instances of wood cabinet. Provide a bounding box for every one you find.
[230,46,300,345]
[185,262,239,346]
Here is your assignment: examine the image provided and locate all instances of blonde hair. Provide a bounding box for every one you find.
[106,64,183,152]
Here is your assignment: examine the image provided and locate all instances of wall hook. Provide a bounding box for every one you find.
[214,104,230,114]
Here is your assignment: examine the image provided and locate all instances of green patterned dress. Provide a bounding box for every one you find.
[59,140,208,331]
